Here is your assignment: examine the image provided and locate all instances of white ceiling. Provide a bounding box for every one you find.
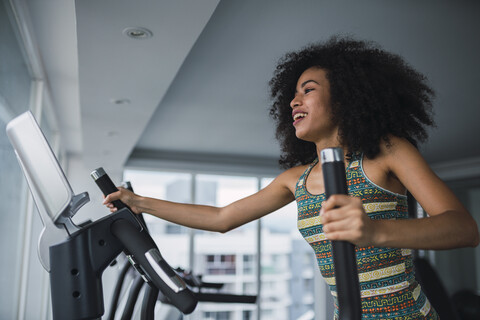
[23,0,480,174]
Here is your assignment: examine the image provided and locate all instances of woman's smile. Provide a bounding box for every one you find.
[292,111,308,125]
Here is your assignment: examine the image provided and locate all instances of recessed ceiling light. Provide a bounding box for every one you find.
[122,27,153,39]
[110,98,131,105]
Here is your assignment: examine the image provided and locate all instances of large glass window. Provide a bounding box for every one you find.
[0,1,31,116]
[260,178,316,320]
[123,170,192,269]
[193,174,258,319]
[0,0,33,318]
[122,169,320,320]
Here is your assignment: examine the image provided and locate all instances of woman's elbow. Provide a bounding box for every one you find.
[211,215,235,233]
[218,221,238,234]
[465,218,480,247]
[215,207,243,233]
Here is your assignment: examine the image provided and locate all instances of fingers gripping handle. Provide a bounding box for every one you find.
[321,148,362,320]
[91,168,150,232]
[111,219,197,314]
[91,168,127,210]
[90,167,197,314]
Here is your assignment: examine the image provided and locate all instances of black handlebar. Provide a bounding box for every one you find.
[321,148,362,320]
[91,168,198,315]
[91,167,129,210]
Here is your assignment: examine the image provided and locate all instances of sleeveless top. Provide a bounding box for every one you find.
[295,153,439,320]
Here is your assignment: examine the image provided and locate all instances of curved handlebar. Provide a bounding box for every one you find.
[110,219,197,314]
[91,168,197,314]
[91,167,129,211]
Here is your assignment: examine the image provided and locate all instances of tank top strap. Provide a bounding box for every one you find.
[296,152,364,196]
[295,158,319,192]
[345,152,362,173]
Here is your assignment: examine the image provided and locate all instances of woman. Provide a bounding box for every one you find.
[104,36,479,319]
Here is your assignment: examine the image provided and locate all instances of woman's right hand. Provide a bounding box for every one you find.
[103,187,143,214]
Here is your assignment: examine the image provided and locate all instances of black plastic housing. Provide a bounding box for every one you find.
[49,208,138,320]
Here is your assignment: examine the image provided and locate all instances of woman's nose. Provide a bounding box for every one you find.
[290,94,301,109]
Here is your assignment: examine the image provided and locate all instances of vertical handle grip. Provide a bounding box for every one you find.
[91,167,127,210]
[321,148,362,320]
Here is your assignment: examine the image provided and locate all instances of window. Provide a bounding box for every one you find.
[260,178,316,320]
[122,169,320,319]
[0,1,34,318]
[243,310,252,320]
[243,254,255,274]
[192,174,259,318]
[205,254,236,275]
[203,311,232,320]
[122,170,192,269]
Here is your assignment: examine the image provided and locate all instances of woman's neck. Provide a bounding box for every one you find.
[313,130,348,160]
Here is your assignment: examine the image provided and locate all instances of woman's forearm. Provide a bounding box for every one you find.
[374,210,480,250]
[134,196,229,232]
[103,172,295,234]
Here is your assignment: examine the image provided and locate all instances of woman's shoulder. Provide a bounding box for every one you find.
[376,135,422,166]
[361,136,423,194]
[282,163,310,180]
[274,163,312,193]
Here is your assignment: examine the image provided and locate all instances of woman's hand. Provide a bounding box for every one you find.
[321,195,378,247]
[103,187,143,214]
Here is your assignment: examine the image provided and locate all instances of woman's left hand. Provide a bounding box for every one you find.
[320,195,378,247]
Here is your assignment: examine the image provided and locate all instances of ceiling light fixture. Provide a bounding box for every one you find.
[122,27,153,40]
[110,98,131,105]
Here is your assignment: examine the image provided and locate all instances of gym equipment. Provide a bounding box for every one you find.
[91,167,198,314]
[104,180,151,320]
[106,181,257,319]
[171,268,257,304]
[6,111,197,320]
[112,265,258,320]
[321,148,362,320]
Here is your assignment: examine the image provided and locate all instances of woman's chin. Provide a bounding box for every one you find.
[295,130,313,142]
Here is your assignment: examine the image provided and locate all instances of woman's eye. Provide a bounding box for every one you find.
[304,88,314,93]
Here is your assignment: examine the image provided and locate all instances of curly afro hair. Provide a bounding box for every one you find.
[269,35,435,169]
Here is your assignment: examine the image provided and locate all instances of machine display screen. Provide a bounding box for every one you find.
[6,111,73,222]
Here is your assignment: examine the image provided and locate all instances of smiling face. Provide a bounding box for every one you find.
[290,67,337,144]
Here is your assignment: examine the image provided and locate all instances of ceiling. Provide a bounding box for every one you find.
[23,0,480,175]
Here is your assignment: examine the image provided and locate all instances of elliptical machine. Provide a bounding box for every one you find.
[7,111,197,320]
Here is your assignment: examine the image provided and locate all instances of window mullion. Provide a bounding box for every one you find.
[189,173,197,272]
[256,177,262,320]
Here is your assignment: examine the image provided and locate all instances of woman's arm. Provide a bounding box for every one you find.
[321,137,480,249]
[103,168,298,233]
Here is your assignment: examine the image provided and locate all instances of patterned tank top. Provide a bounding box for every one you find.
[295,153,439,320]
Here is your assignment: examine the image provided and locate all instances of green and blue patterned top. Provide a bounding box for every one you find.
[296,153,439,319]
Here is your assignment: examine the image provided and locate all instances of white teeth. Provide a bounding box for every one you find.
[293,113,307,121]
